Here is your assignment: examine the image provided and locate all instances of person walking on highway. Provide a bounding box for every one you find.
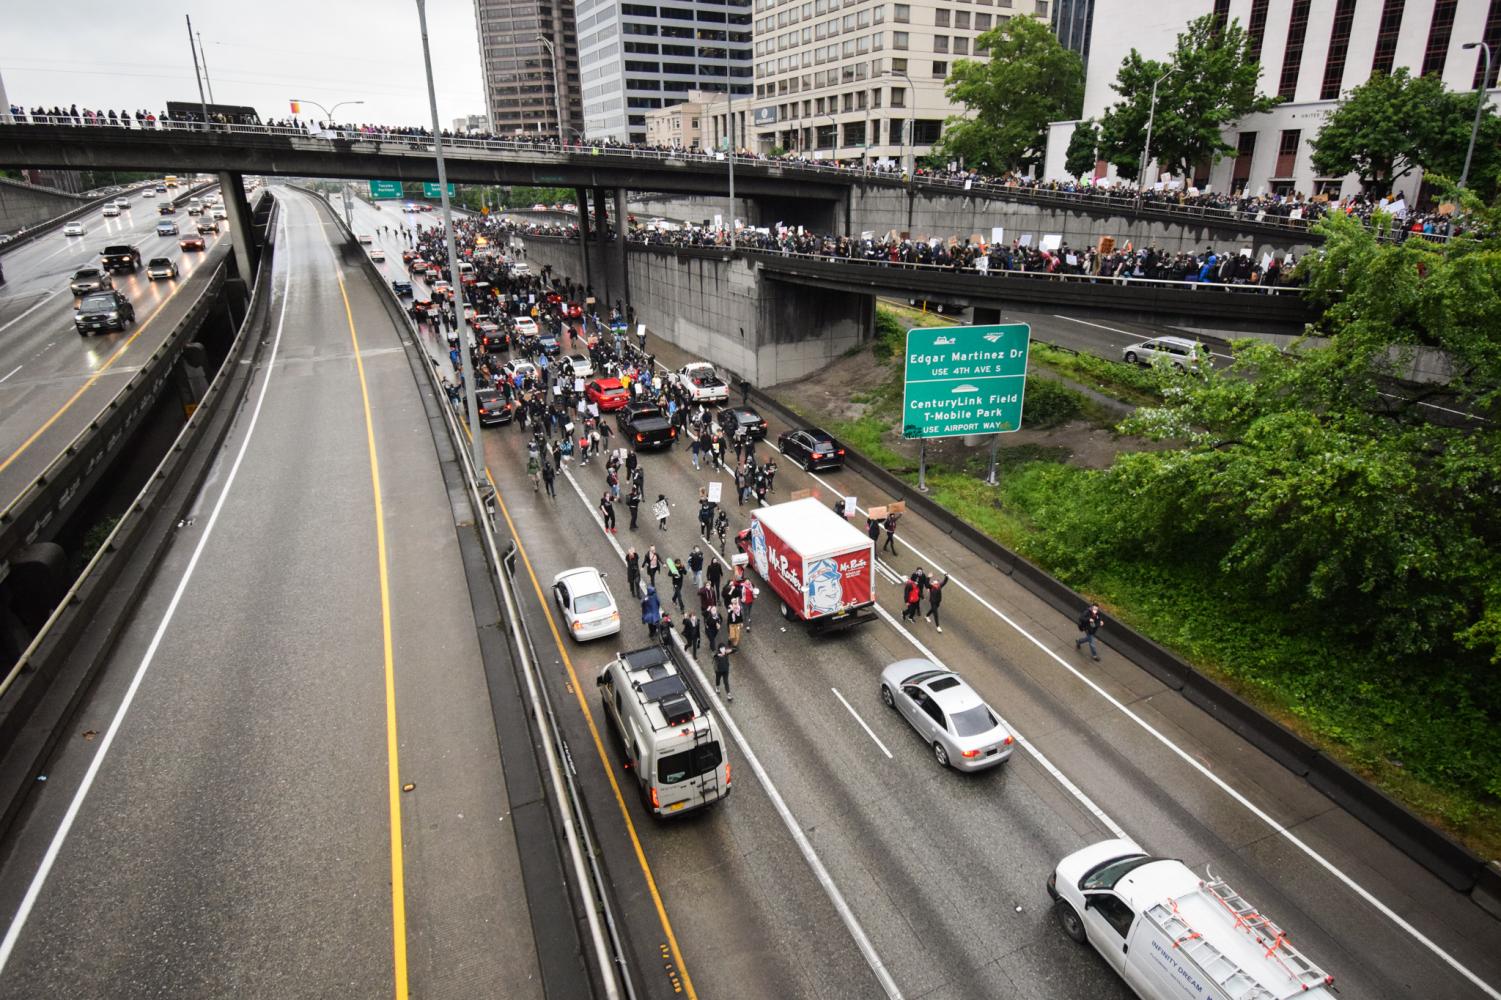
[644,545,662,590]
[627,485,642,530]
[882,512,900,556]
[654,494,671,531]
[706,554,724,595]
[738,579,756,631]
[682,612,702,658]
[713,644,733,700]
[902,574,923,622]
[925,573,949,632]
[726,597,744,650]
[688,545,705,589]
[1075,603,1104,661]
[667,557,686,612]
[625,547,641,599]
[704,604,722,650]
[641,586,662,639]
[599,491,616,533]
[541,459,556,499]
[698,497,715,539]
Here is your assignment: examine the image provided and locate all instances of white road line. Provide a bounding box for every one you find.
[0,291,58,337]
[831,687,893,759]
[761,410,1501,1000]
[0,366,21,385]
[1051,313,1234,362]
[545,459,904,1000]
[0,202,293,975]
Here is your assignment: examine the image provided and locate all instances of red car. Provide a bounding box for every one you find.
[179,235,206,251]
[566,303,583,319]
[585,377,630,412]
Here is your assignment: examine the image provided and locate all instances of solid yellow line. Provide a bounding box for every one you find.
[470,420,698,999]
[337,273,410,1000]
[0,267,200,482]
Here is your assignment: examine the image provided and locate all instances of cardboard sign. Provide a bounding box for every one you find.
[731,552,749,567]
[707,481,723,503]
[868,504,888,520]
[888,500,906,514]
[790,488,814,501]
[1097,236,1115,255]
[1018,234,1033,247]
[1040,234,1063,252]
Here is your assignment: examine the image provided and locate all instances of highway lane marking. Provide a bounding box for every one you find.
[0,205,292,976]
[0,290,58,336]
[831,687,893,759]
[757,407,1501,1000]
[1051,314,1235,362]
[0,261,202,489]
[481,450,701,1000]
[0,366,20,385]
[333,256,410,1000]
[554,462,905,1000]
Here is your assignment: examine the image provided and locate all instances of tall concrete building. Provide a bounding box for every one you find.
[473,0,585,137]
[744,0,1053,165]
[1043,0,1501,199]
[576,0,755,143]
[1050,0,1093,59]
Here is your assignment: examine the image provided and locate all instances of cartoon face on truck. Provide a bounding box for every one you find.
[750,519,770,579]
[805,558,844,615]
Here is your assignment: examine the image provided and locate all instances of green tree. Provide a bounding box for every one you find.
[1421,89,1501,202]
[1310,69,1450,193]
[930,15,1083,174]
[1064,118,1100,179]
[1098,15,1277,182]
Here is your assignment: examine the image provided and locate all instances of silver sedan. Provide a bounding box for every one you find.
[880,659,1015,771]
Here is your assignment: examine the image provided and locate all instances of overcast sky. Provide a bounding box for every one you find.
[2,0,487,126]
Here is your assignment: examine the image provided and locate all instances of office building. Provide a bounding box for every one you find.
[745,0,1054,165]
[1050,0,1093,59]
[576,0,755,143]
[473,0,586,137]
[452,113,492,133]
[645,94,708,145]
[1043,0,1501,199]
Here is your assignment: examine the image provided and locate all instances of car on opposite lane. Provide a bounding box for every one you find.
[145,257,179,280]
[777,426,845,471]
[74,290,136,335]
[62,221,87,237]
[69,267,113,296]
[880,660,1015,771]
[585,377,630,412]
[717,406,768,441]
[553,566,622,641]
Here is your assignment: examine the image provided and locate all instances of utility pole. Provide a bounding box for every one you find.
[538,34,567,144]
[186,15,210,128]
[196,32,217,104]
[416,0,484,475]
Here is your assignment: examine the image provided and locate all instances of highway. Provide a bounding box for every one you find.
[0,190,543,998]
[348,193,1501,1000]
[0,186,229,504]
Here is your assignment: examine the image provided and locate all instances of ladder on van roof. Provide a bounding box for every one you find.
[1148,874,1332,1000]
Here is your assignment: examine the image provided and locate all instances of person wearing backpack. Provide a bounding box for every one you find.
[1075,603,1104,661]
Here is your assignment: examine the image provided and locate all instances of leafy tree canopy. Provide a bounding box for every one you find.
[931,15,1083,175]
[1064,118,1101,180]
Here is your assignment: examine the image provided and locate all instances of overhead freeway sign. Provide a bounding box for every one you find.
[422,182,456,198]
[901,323,1031,439]
[368,180,403,199]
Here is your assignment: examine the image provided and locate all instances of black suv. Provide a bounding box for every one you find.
[75,290,135,335]
[100,244,141,274]
[617,402,677,450]
[776,427,846,470]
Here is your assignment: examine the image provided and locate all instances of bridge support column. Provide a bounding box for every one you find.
[574,186,592,297]
[591,186,614,306]
[613,187,631,313]
[217,170,258,282]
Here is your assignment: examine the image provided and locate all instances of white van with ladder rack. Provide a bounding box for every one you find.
[597,644,731,816]
[1048,839,1335,1000]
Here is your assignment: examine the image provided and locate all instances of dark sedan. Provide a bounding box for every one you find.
[777,426,846,471]
[717,406,769,441]
[617,402,677,450]
[475,389,513,426]
[391,279,414,297]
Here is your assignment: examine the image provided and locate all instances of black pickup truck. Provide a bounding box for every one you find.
[616,402,678,450]
[100,244,141,274]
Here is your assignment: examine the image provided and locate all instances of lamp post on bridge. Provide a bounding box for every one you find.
[1459,42,1493,191]
[289,97,366,129]
[1135,66,1176,214]
[537,34,569,145]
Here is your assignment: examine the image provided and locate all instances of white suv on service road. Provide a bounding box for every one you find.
[1121,335,1205,371]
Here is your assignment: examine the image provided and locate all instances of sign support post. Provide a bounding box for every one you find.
[985,435,1001,485]
[918,442,928,493]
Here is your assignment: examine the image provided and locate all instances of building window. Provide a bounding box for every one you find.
[1277,0,1311,99]
[932,59,947,76]
[934,35,948,52]
[935,8,950,25]
[1232,130,1256,186]
[1320,0,1358,99]
[1421,1,1458,78]
[975,11,990,28]
[954,36,967,54]
[891,86,906,107]
[1370,0,1405,77]
[1275,127,1300,178]
[894,3,910,21]
[893,30,908,48]
[1212,0,1230,32]
[872,88,882,107]
[1246,0,1270,62]
[1475,1,1501,89]
[892,57,907,71]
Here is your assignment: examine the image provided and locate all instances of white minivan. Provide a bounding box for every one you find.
[1048,840,1335,1000]
[1121,335,1206,371]
[598,644,731,817]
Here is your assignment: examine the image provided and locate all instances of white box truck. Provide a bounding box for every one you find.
[1048,839,1335,1000]
[733,496,876,632]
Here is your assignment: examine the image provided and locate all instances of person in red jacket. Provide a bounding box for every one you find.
[902,573,922,622]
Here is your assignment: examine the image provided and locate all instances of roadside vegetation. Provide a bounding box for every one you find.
[786,206,1501,857]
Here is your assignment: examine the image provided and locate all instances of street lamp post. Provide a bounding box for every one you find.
[291,98,366,129]
[824,112,838,160]
[196,32,217,104]
[1135,67,1174,213]
[185,15,210,128]
[537,34,568,145]
[716,87,737,250]
[881,69,916,178]
[1460,42,1492,190]
[415,0,483,475]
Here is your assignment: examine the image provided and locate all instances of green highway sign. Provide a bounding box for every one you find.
[367,180,403,199]
[422,182,456,198]
[901,323,1032,439]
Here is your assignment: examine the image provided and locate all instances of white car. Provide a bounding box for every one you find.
[212,207,227,220]
[513,316,539,338]
[63,221,86,237]
[141,189,156,198]
[145,257,179,280]
[357,233,373,244]
[672,361,729,403]
[113,197,130,208]
[1121,335,1205,372]
[101,205,120,217]
[501,359,539,384]
[560,353,594,379]
[879,659,1015,770]
[370,248,386,262]
[552,567,621,641]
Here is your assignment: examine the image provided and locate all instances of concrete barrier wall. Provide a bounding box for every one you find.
[0,175,89,235]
